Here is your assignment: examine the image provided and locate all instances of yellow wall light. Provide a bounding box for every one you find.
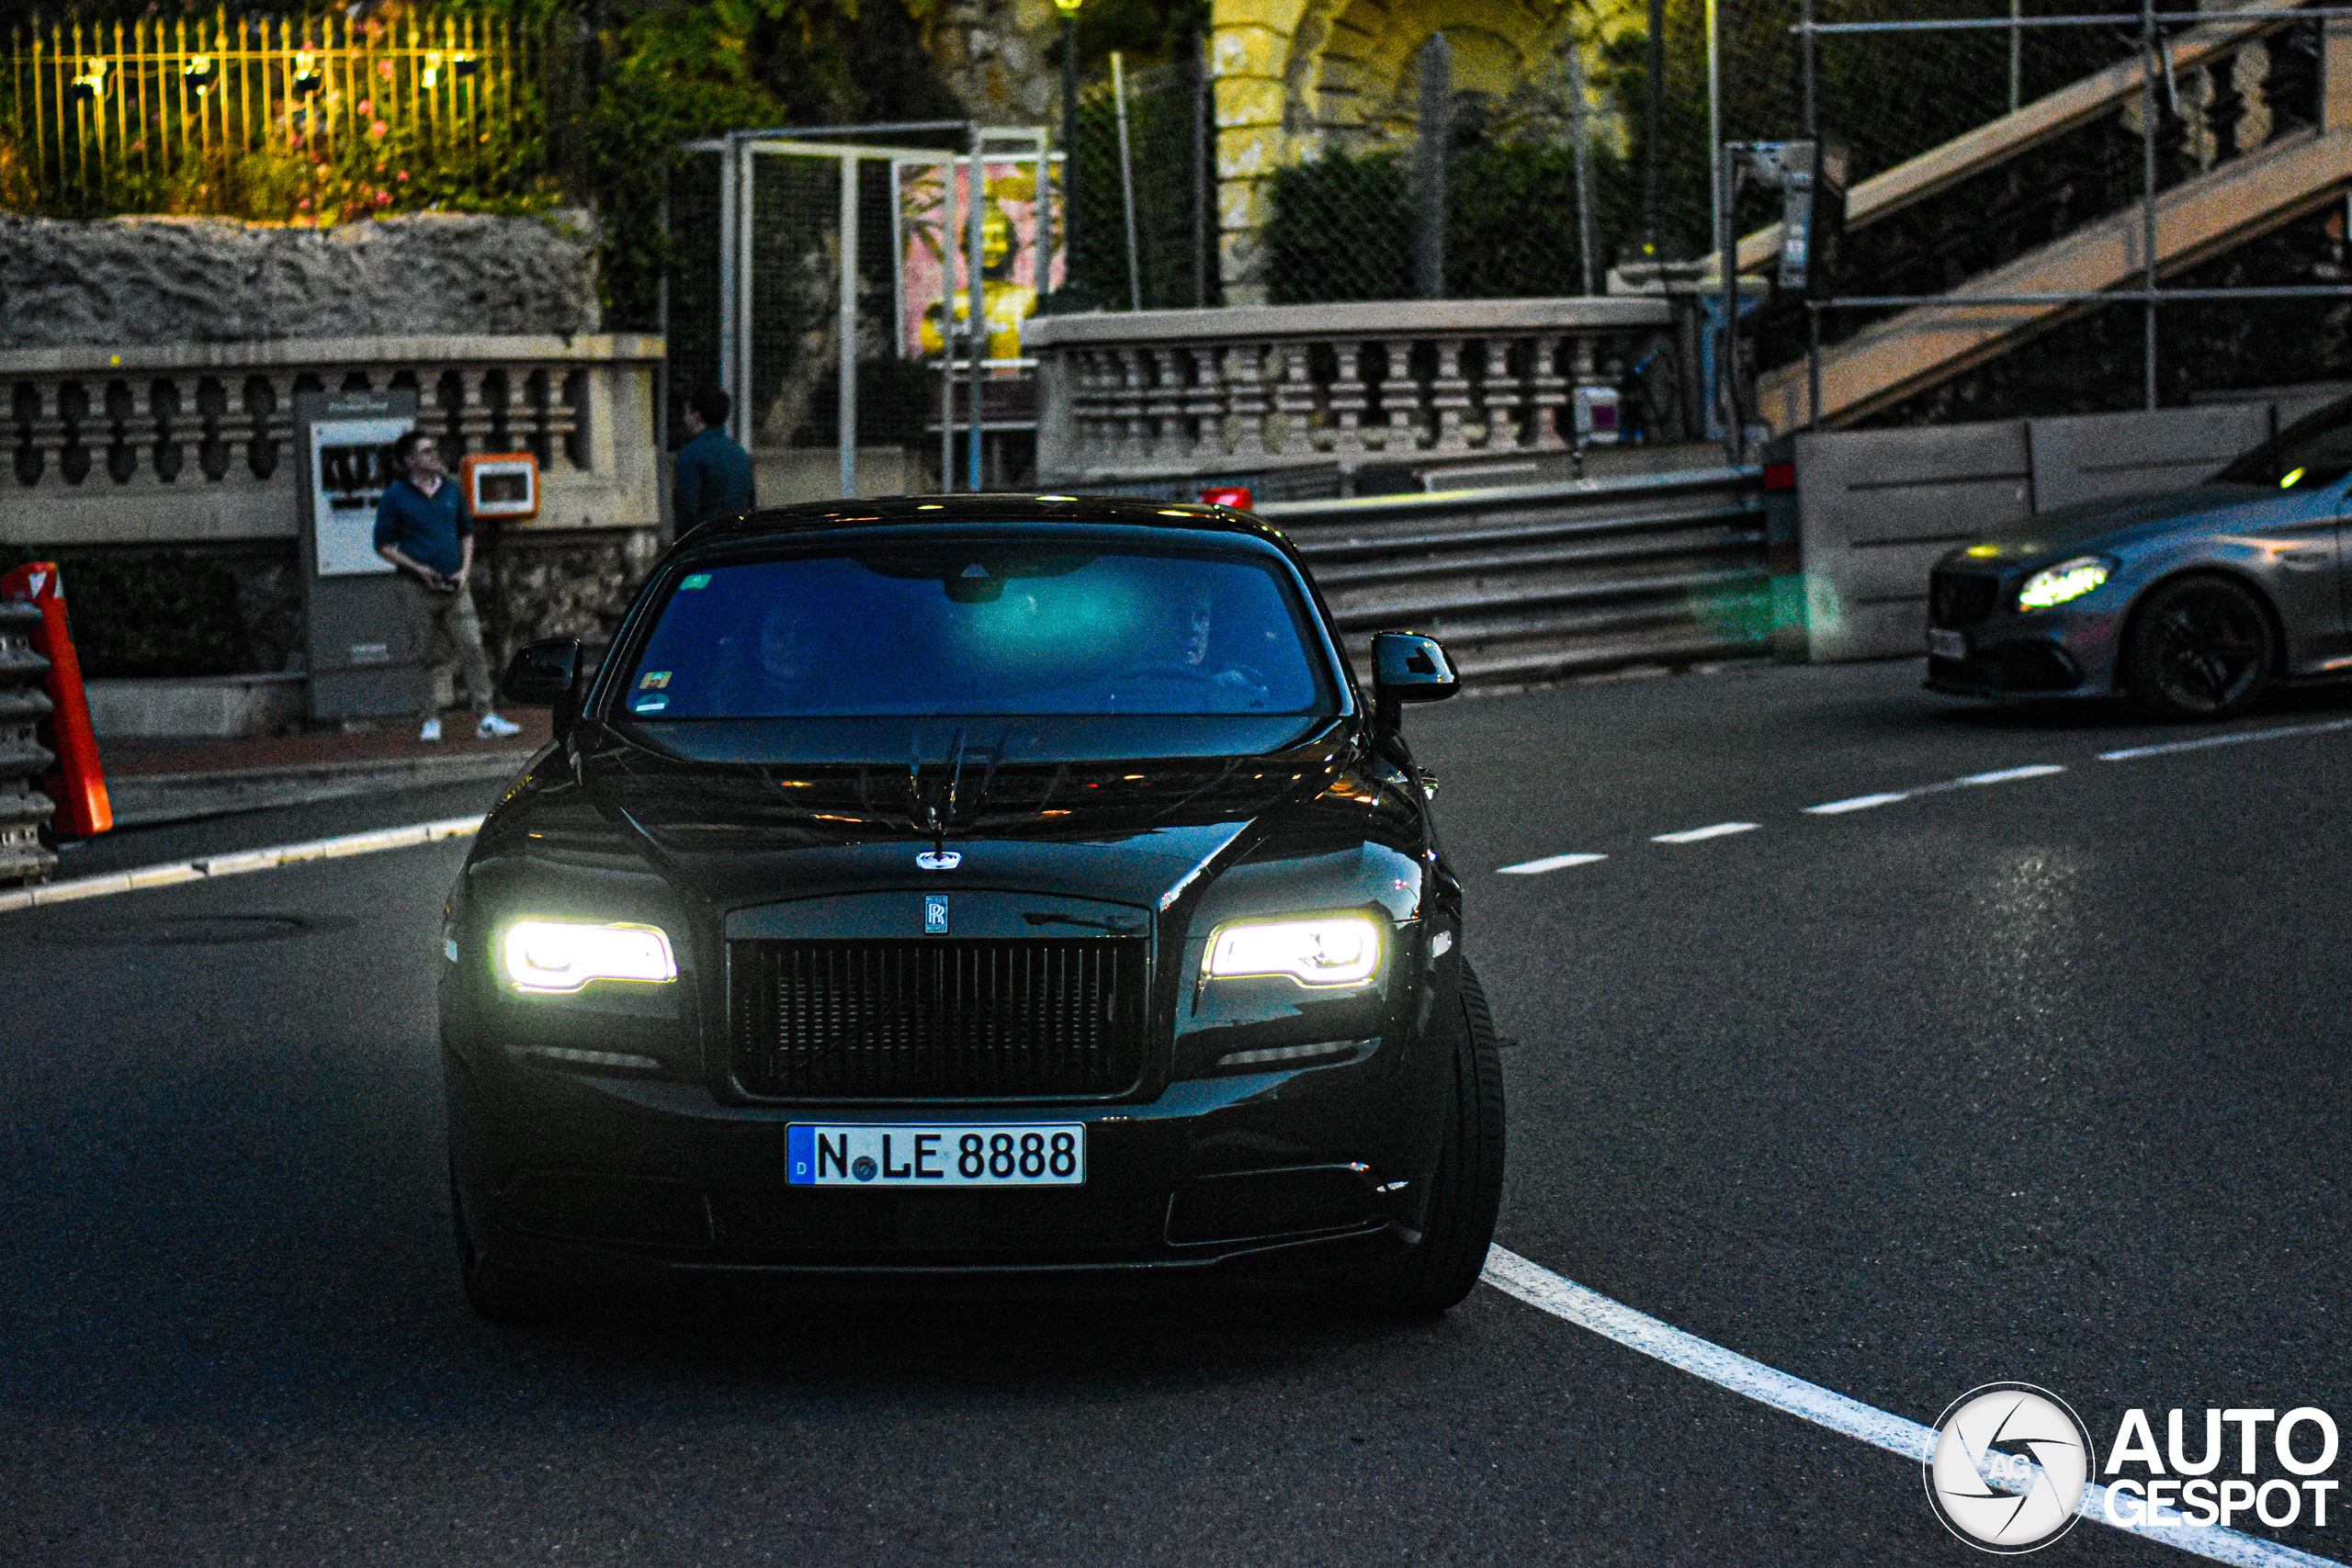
[1206,914,1383,987]
[2281,467,2307,491]
[501,919,677,994]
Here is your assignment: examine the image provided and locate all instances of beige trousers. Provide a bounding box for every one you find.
[397,575,496,722]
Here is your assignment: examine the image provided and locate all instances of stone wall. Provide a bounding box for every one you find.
[0,209,601,351]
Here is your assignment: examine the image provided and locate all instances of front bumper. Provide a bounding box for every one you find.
[1922,584,2123,699]
[443,1016,1451,1287]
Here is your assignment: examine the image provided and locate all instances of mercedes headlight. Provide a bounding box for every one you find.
[2017,557,2113,610]
[501,919,677,993]
[1205,914,1383,987]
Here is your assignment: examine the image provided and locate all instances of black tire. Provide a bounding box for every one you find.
[1349,959,1507,1317]
[450,1160,553,1326]
[2124,575,2276,720]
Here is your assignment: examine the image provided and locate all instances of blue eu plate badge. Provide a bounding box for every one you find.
[924,895,948,934]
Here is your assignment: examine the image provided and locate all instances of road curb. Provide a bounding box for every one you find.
[106,747,536,829]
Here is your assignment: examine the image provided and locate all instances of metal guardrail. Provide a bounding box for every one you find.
[1259,464,1770,689]
[0,600,60,886]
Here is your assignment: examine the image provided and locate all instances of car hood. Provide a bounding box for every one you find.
[1956,484,2275,560]
[560,716,1362,914]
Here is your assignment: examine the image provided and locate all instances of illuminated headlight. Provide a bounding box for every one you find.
[2017,557,2112,610]
[1205,914,1384,987]
[501,919,677,993]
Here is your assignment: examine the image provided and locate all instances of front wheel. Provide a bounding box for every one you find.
[1346,960,1506,1317]
[2123,575,2275,719]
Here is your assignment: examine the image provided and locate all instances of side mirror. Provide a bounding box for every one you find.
[1370,631,1459,732]
[503,637,582,736]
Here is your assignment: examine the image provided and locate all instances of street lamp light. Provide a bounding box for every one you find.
[1054,0,1084,306]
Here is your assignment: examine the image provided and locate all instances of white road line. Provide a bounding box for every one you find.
[1497,852,1608,875]
[1651,822,1759,844]
[1804,792,1909,816]
[0,816,486,915]
[1481,1247,2341,1568]
[2101,716,2352,762]
[1957,762,2067,786]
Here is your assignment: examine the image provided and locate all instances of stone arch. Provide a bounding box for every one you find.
[1216,0,1642,299]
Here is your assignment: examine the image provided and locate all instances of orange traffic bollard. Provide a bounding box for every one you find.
[1,561,112,838]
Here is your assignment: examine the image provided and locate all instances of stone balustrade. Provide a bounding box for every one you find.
[0,333,662,547]
[1023,299,1675,487]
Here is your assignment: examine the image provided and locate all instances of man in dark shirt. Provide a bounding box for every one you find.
[373,430,520,743]
[673,385,755,534]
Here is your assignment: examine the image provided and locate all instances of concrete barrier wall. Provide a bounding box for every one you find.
[1792,422,2030,663]
[1793,389,2339,660]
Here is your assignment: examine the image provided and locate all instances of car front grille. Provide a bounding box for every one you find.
[1930,571,2002,628]
[729,938,1147,1100]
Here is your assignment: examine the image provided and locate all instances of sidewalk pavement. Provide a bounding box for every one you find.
[95,709,555,829]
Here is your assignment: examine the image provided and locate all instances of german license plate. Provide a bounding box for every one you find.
[786,1123,1086,1188]
[1928,627,1967,660]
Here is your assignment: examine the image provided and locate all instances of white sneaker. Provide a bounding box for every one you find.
[419,717,443,743]
[477,713,521,739]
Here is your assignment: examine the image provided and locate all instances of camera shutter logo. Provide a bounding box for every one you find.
[1925,1383,2093,1553]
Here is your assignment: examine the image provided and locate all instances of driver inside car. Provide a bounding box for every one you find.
[1166,581,1267,696]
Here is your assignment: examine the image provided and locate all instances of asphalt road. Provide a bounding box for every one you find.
[6,659,2349,1567]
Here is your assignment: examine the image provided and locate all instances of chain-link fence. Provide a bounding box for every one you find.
[670,146,924,447]
[1063,51,1215,310]
[668,130,1069,494]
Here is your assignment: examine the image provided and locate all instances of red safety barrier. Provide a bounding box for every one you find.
[1200,486,1253,510]
[1,561,112,838]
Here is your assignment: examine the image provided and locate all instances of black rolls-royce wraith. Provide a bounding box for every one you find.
[439,493,1502,1320]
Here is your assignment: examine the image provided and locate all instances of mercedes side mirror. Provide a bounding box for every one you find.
[1370,630,1459,733]
[503,637,582,737]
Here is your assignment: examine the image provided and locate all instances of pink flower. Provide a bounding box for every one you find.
[396,170,409,183]
[368,120,388,140]
[377,60,392,78]
[356,98,371,116]
[375,189,391,207]
[298,197,312,210]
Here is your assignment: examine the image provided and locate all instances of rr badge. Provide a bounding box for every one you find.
[924,895,949,934]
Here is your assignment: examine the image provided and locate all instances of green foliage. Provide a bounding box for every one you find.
[1262,150,1408,305]
[579,1,795,329]
[0,549,252,678]
[1447,143,1584,299]
[1263,144,1592,303]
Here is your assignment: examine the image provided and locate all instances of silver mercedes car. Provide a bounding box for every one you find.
[1926,394,2352,719]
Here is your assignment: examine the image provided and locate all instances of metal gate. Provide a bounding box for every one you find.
[668,127,1057,502]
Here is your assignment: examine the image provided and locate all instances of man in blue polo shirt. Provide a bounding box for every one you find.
[673,385,755,534]
[374,430,520,743]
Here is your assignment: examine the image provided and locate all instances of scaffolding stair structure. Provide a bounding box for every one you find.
[1740,0,2352,430]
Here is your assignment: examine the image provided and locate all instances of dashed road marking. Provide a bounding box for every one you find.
[1651,822,1759,844]
[1957,761,2067,786]
[1497,852,1608,875]
[0,816,485,915]
[1481,1247,2342,1567]
[1805,792,1909,816]
[2101,716,2352,762]
[1804,762,2066,817]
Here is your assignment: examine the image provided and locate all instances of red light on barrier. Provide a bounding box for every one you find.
[1,561,112,839]
[1201,486,1253,510]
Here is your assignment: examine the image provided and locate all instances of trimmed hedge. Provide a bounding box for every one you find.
[0,549,252,678]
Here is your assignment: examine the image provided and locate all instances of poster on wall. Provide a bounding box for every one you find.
[309,414,411,576]
[899,154,1065,364]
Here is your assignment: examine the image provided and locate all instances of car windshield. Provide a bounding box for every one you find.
[2210,396,2352,491]
[618,539,1336,718]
